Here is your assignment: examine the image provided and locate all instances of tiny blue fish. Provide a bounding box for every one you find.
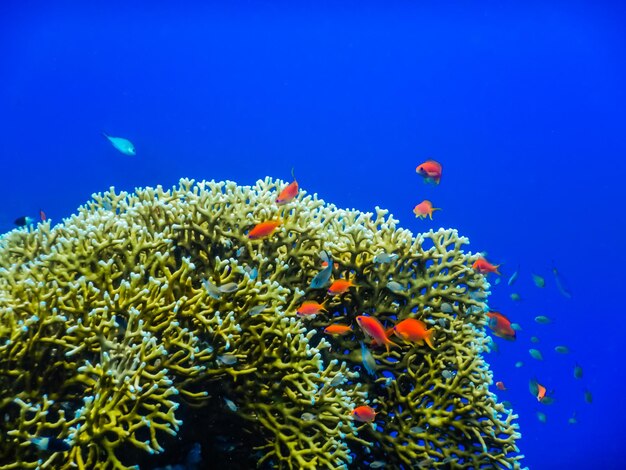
[103,132,136,156]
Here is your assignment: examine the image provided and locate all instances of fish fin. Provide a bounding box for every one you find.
[494,264,501,275]
[385,327,395,338]
[425,329,436,350]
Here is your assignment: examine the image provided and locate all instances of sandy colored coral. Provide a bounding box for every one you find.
[0,177,523,469]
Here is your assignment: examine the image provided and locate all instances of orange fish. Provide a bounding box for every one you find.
[297,300,327,316]
[276,170,298,205]
[416,159,442,184]
[351,405,377,423]
[496,381,507,391]
[529,378,547,402]
[472,257,500,275]
[392,318,436,350]
[323,324,353,336]
[327,279,354,296]
[486,311,516,340]
[39,209,47,222]
[356,315,397,352]
[248,220,281,240]
[413,200,441,220]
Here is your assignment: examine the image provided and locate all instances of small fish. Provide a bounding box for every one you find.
[573,364,583,380]
[529,378,547,402]
[236,246,246,257]
[413,200,441,220]
[224,398,238,412]
[534,315,552,324]
[486,312,516,340]
[440,302,454,313]
[584,390,593,404]
[489,338,500,353]
[373,252,399,264]
[510,293,522,302]
[386,281,406,293]
[515,361,524,368]
[552,264,572,299]
[218,282,238,293]
[217,354,238,365]
[203,279,222,299]
[496,381,506,391]
[529,349,543,361]
[351,405,377,423]
[310,251,333,289]
[530,336,540,343]
[360,341,377,376]
[297,300,327,316]
[39,209,47,222]
[494,277,501,285]
[410,425,425,434]
[442,369,455,380]
[473,257,501,275]
[328,279,355,296]
[508,267,519,286]
[415,159,443,184]
[29,436,71,452]
[554,345,570,354]
[323,324,353,336]
[369,461,386,468]
[510,323,522,331]
[301,412,316,421]
[537,411,547,423]
[392,318,436,350]
[103,132,136,156]
[356,316,397,352]
[248,220,282,240]
[275,169,299,205]
[568,412,578,425]
[14,216,35,227]
[330,374,345,387]
[248,267,258,280]
[437,318,446,328]
[502,401,513,410]
[532,273,545,288]
[248,304,268,316]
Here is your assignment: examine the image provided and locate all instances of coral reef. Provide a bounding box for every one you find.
[0,177,523,469]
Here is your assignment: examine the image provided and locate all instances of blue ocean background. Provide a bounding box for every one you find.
[1,2,625,469]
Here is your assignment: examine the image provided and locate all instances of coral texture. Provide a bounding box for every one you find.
[0,178,523,469]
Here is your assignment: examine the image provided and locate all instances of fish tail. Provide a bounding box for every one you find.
[425,329,436,350]
[494,265,501,275]
[102,131,109,138]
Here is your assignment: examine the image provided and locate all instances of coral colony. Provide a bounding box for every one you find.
[0,177,522,469]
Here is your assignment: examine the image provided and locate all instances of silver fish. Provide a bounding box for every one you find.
[218,282,238,293]
[369,461,386,468]
[508,267,519,286]
[410,425,425,434]
[440,302,454,313]
[386,281,405,293]
[301,412,316,422]
[310,251,333,289]
[103,132,136,156]
[373,252,398,264]
[442,369,455,379]
[360,341,377,376]
[224,398,238,412]
[217,354,238,365]
[203,279,222,299]
[249,304,268,316]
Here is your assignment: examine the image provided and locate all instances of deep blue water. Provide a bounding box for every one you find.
[1,2,625,469]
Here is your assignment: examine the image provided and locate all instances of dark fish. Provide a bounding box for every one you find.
[552,263,572,299]
[30,436,71,452]
[14,216,34,227]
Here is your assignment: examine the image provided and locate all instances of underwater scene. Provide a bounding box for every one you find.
[1,2,625,469]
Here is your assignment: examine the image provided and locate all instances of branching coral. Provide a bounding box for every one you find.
[0,177,523,469]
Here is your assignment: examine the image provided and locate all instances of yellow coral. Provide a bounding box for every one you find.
[0,177,522,469]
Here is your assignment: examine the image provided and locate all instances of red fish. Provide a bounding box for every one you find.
[39,209,47,222]
[248,220,281,240]
[496,381,507,391]
[416,160,443,184]
[413,200,441,220]
[486,311,516,340]
[297,300,326,316]
[351,405,376,423]
[356,315,397,352]
[392,318,436,350]
[327,279,354,296]
[276,170,298,204]
[323,324,353,336]
[472,257,500,275]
